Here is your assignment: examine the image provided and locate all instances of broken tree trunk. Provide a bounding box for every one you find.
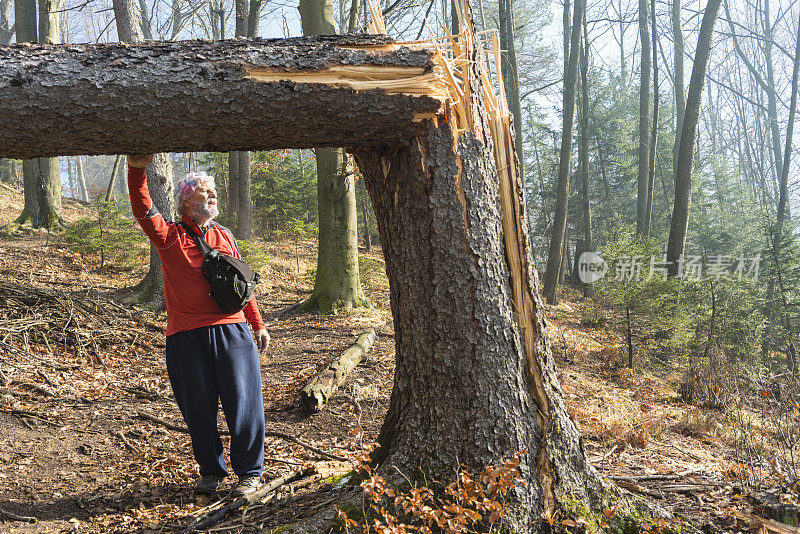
[0,36,443,159]
[1,27,626,530]
[300,328,377,411]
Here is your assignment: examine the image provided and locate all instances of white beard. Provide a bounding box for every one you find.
[191,199,219,221]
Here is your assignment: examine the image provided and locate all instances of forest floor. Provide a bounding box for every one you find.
[0,182,797,533]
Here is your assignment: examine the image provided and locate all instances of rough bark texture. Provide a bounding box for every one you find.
[354,117,602,529]
[0,37,441,159]
[300,329,376,411]
[666,0,722,276]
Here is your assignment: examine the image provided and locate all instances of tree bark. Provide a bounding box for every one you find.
[299,1,367,313]
[0,37,442,159]
[1,28,629,529]
[666,0,723,276]
[354,116,603,530]
[542,0,584,304]
[0,159,13,184]
[636,0,650,236]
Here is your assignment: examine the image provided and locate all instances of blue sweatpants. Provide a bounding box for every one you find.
[165,322,265,478]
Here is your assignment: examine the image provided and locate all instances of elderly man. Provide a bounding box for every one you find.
[127,154,269,497]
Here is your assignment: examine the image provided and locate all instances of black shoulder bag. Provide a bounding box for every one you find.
[180,222,260,313]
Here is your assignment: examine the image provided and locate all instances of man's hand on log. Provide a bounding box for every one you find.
[127,154,154,168]
[255,329,270,354]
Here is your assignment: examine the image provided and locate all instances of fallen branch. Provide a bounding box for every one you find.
[14,380,56,397]
[115,430,140,452]
[614,480,663,499]
[4,409,60,427]
[659,483,723,493]
[265,431,349,462]
[179,468,312,533]
[300,329,378,412]
[733,511,800,534]
[270,300,305,320]
[137,411,349,461]
[0,506,36,523]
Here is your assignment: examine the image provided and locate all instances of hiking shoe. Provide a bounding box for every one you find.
[232,474,261,497]
[194,475,225,495]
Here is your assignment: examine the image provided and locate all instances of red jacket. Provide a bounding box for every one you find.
[128,167,265,336]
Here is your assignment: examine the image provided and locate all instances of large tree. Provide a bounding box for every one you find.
[298,0,367,313]
[0,36,653,530]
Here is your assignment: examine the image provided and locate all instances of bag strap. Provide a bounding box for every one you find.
[180,221,218,258]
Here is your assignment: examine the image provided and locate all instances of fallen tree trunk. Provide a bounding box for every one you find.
[300,328,377,411]
[0,35,444,158]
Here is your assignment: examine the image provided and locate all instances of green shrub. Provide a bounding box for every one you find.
[63,200,146,271]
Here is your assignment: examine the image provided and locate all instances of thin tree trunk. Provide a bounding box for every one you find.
[644,0,658,236]
[671,0,684,176]
[636,0,650,235]
[0,0,13,45]
[248,0,262,37]
[666,0,723,276]
[105,155,123,202]
[76,155,88,201]
[542,0,585,304]
[775,7,800,240]
[579,18,592,255]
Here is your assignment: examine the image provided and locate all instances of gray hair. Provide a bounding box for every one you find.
[175,171,216,217]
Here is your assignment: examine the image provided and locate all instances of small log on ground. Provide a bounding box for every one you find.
[300,328,377,412]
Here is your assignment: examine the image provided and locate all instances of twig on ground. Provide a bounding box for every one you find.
[0,506,36,523]
[179,468,312,533]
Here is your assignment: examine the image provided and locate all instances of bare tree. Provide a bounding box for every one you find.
[636,0,650,235]
[542,0,585,304]
[666,0,723,276]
